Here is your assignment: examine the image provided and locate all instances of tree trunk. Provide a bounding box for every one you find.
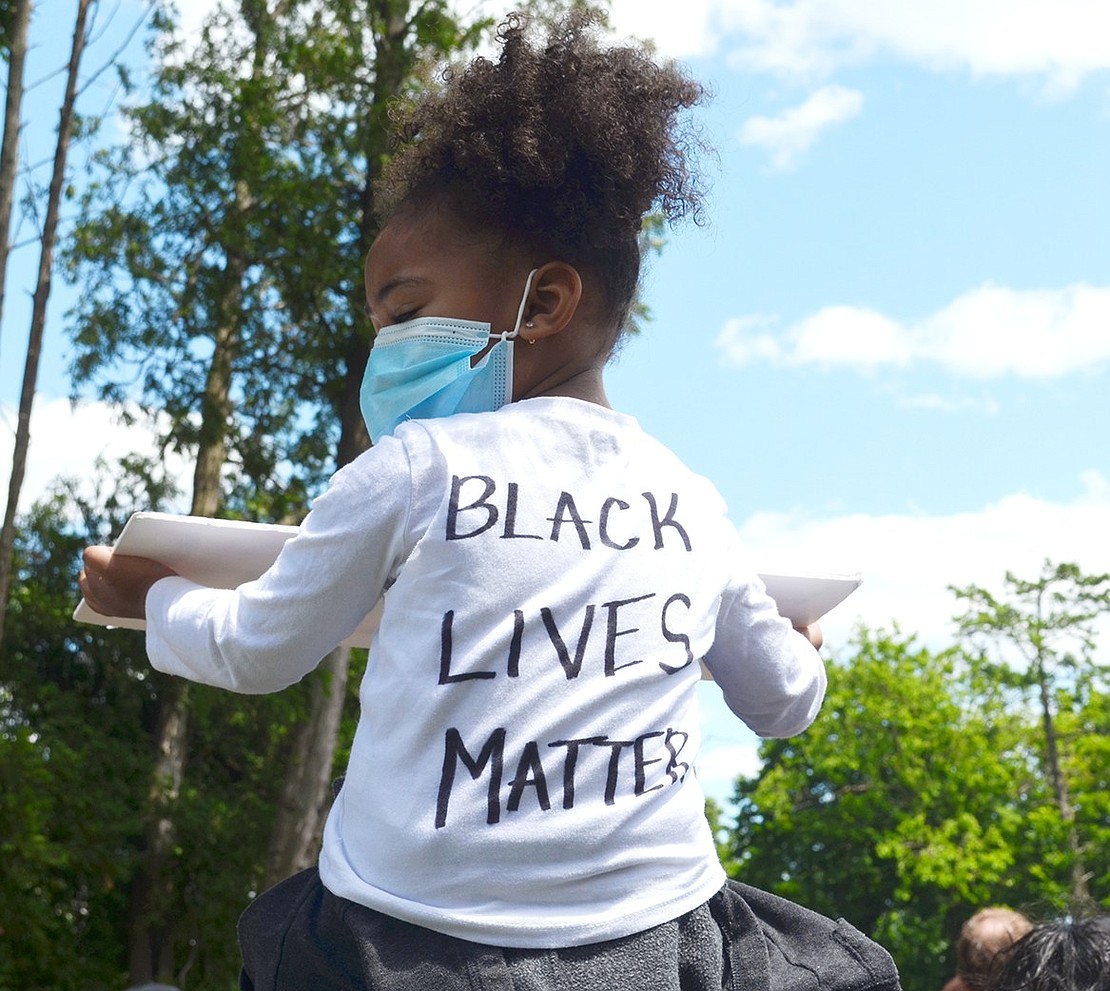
[1035,664,1091,907]
[127,315,242,980]
[0,0,32,358]
[127,8,273,977]
[126,264,247,990]
[127,676,191,983]
[1029,578,1092,910]
[190,255,244,517]
[127,324,245,980]
[260,0,410,887]
[263,645,352,888]
[0,0,89,643]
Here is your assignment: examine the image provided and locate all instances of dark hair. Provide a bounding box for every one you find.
[989,918,1110,991]
[377,9,707,339]
[958,908,1035,990]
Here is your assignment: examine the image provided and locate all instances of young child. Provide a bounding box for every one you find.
[944,908,1034,991]
[80,12,898,991]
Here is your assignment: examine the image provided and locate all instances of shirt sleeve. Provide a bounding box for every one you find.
[701,568,827,738]
[144,434,416,694]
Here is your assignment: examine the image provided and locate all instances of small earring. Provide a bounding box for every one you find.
[525,321,534,328]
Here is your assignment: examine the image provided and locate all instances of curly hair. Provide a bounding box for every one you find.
[988,918,1110,991]
[376,8,707,336]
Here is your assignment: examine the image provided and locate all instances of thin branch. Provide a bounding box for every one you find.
[77,0,157,100]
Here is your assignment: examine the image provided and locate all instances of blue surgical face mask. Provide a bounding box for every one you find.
[360,270,538,443]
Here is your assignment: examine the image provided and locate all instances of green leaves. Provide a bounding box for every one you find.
[951,561,1110,673]
[951,560,1109,909]
[726,565,1110,991]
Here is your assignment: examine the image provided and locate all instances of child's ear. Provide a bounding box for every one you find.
[521,262,582,341]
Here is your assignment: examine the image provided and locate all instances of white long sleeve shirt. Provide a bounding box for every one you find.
[146,396,825,948]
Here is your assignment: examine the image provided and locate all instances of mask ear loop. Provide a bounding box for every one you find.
[500,268,539,343]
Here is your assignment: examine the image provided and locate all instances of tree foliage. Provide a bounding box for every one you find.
[65,0,493,510]
[728,585,1109,991]
[51,1,497,984]
[951,560,1110,907]
[1,491,150,991]
[0,466,345,989]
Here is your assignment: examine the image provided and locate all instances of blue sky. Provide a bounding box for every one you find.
[596,0,1110,797]
[2,0,1109,804]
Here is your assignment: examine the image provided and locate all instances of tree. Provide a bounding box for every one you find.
[67,1,339,977]
[253,0,494,887]
[0,462,316,989]
[64,0,489,978]
[1,462,175,990]
[729,628,1056,991]
[62,0,631,977]
[0,0,91,642]
[1065,685,1110,896]
[0,0,32,359]
[951,560,1110,909]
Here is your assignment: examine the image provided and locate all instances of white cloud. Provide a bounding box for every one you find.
[607,0,722,59]
[924,284,1110,378]
[161,0,222,42]
[737,469,1110,652]
[715,282,1110,379]
[738,85,863,169]
[715,315,785,364]
[140,0,1110,95]
[789,303,911,367]
[605,1,1110,98]
[0,398,192,519]
[697,469,1110,807]
[646,0,1110,92]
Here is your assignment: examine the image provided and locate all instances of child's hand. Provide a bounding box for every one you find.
[794,622,823,651]
[79,545,177,621]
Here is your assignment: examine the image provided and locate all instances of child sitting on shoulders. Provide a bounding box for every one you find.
[81,11,900,991]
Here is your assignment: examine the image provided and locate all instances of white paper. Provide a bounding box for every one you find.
[73,512,382,648]
[75,512,860,655]
[756,572,862,628]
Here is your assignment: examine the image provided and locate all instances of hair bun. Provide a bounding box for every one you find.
[377,9,709,333]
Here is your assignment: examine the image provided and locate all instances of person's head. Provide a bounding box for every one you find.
[366,9,706,400]
[958,908,1035,991]
[988,918,1110,991]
